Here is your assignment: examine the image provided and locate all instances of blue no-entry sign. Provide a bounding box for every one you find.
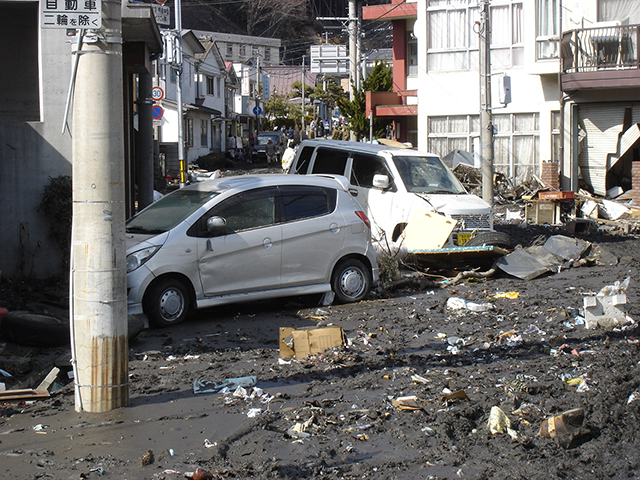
[152,105,164,120]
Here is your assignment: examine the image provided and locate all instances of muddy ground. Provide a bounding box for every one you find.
[2,189,640,479]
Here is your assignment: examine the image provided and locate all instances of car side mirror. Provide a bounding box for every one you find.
[207,216,226,233]
[372,174,389,189]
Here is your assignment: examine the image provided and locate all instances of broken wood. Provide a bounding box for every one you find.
[0,388,50,401]
[446,267,497,286]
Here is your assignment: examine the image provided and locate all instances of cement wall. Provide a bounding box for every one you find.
[0,9,73,278]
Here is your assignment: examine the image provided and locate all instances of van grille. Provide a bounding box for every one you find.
[450,214,492,232]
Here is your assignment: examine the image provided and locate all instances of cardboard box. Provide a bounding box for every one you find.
[279,326,345,360]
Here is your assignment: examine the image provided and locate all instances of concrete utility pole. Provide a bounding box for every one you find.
[257,54,261,133]
[175,0,186,186]
[348,0,357,101]
[71,0,128,413]
[301,55,306,131]
[479,0,494,204]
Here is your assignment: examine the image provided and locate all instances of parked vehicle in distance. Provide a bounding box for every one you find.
[126,174,378,327]
[253,132,285,162]
[288,140,506,248]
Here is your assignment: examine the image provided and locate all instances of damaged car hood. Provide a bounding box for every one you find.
[414,193,491,216]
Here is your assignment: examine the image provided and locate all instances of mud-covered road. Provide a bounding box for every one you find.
[1,221,640,480]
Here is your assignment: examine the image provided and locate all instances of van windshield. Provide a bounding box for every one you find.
[393,156,466,194]
[126,189,218,234]
[257,135,279,146]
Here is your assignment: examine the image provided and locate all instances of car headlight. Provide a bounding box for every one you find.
[126,246,160,273]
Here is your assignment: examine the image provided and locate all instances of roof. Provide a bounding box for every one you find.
[297,139,436,157]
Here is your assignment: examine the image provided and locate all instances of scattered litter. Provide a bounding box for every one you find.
[628,391,640,405]
[487,406,517,440]
[140,449,154,466]
[411,374,429,384]
[493,291,519,299]
[539,408,584,438]
[442,390,469,403]
[193,375,257,394]
[247,408,262,418]
[287,416,315,439]
[0,369,12,377]
[89,467,105,475]
[391,395,423,411]
[583,278,632,329]
[446,297,494,312]
[203,439,217,448]
[189,467,215,480]
[279,326,345,360]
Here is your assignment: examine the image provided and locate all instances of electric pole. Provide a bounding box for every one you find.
[479,0,494,204]
[175,0,186,186]
[301,55,306,131]
[348,0,357,102]
[71,0,128,413]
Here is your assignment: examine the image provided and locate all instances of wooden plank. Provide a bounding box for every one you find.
[0,388,50,401]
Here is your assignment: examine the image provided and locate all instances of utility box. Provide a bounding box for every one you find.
[525,200,558,224]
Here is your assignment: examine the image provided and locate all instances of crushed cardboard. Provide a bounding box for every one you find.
[279,326,345,360]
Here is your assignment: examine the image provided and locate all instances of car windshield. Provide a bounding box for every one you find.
[126,189,219,234]
[257,135,278,146]
[393,155,466,194]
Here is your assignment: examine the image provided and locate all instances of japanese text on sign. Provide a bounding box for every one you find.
[41,0,102,29]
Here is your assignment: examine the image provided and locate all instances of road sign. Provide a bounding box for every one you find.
[253,106,263,116]
[152,86,165,102]
[41,0,102,29]
[152,105,164,120]
[152,4,170,27]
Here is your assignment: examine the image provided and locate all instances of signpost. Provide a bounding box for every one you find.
[41,0,102,29]
[152,86,165,102]
[253,106,262,116]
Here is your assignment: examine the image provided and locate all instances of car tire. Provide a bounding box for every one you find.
[464,231,514,249]
[331,258,372,304]
[143,278,191,327]
[0,311,70,347]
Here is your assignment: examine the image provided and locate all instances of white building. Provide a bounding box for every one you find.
[364,0,640,196]
[158,30,231,171]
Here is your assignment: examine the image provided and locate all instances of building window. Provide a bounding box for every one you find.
[226,43,233,57]
[185,118,194,147]
[536,0,559,60]
[207,76,214,95]
[407,31,418,76]
[427,0,523,72]
[551,110,560,163]
[252,47,261,57]
[428,115,479,159]
[264,48,271,61]
[493,113,540,184]
[216,77,221,97]
[201,119,208,147]
[239,44,246,56]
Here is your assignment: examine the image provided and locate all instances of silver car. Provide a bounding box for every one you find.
[126,174,378,326]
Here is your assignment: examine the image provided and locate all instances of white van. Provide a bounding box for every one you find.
[288,140,504,248]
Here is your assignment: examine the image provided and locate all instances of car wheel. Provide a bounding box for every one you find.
[464,231,514,249]
[331,258,372,304]
[143,278,191,327]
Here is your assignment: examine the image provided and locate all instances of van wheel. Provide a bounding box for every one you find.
[464,231,514,249]
[143,278,191,327]
[331,259,372,303]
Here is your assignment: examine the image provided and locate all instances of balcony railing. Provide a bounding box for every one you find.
[561,23,640,74]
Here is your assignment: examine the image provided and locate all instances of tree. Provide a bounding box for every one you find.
[337,61,393,140]
[238,0,312,37]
